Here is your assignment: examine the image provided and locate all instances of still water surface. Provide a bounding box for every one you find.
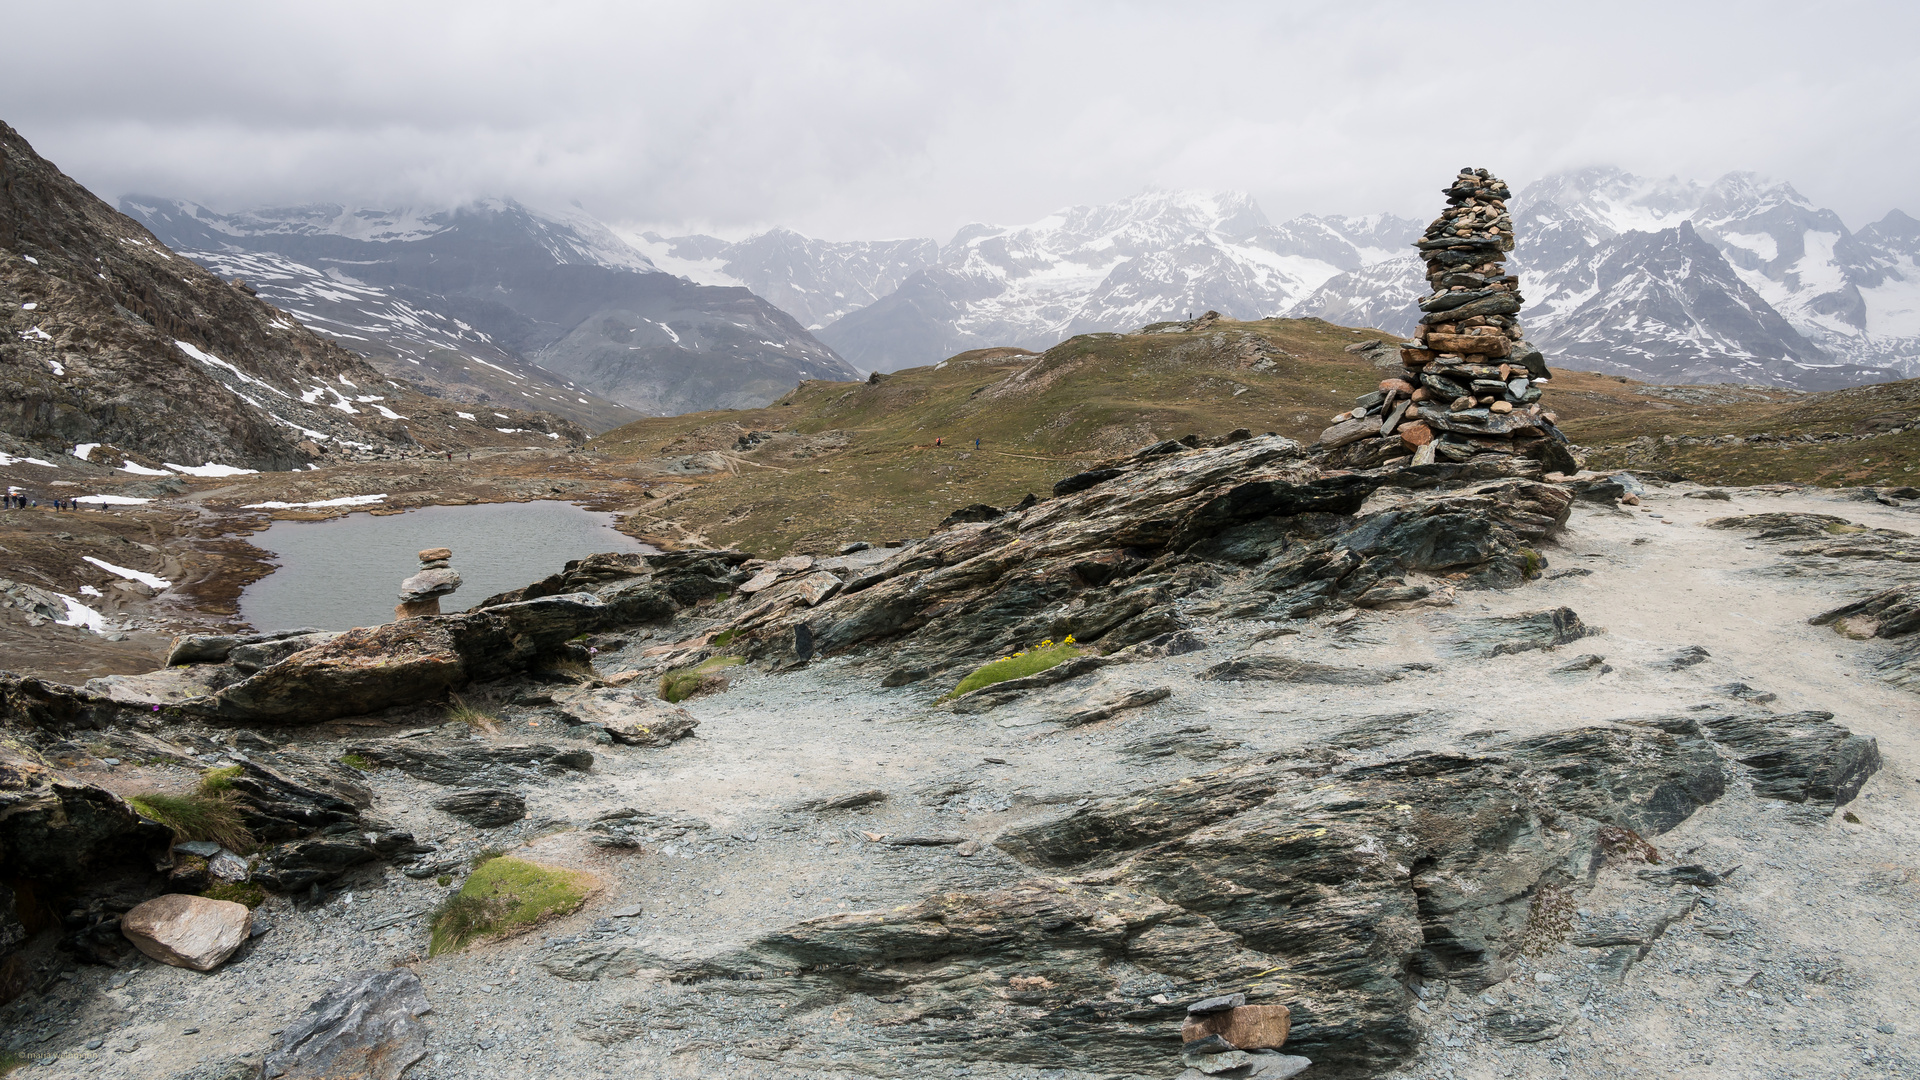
[240,501,648,632]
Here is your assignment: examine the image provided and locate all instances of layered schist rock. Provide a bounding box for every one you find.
[1320,169,1572,474]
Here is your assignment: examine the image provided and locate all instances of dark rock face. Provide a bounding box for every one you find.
[1,742,169,996]
[254,826,427,893]
[0,743,168,883]
[1198,656,1406,685]
[225,750,372,840]
[263,968,431,1080]
[1692,710,1880,808]
[665,725,1726,1076]
[432,788,526,828]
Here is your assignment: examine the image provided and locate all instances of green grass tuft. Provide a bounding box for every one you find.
[0,1050,28,1077]
[445,694,499,730]
[198,765,244,792]
[202,881,266,908]
[710,628,737,647]
[128,791,254,853]
[659,655,745,703]
[428,856,589,955]
[338,753,375,771]
[944,642,1082,700]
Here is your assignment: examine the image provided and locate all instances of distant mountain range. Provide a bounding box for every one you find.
[644,173,1920,390]
[121,198,856,423]
[636,193,1422,374]
[122,167,1920,404]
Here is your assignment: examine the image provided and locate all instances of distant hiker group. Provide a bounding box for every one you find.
[4,493,83,510]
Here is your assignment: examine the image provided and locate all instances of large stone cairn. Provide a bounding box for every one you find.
[395,547,460,620]
[1319,167,1567,470]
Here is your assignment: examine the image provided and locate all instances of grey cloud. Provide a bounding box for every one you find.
[6,0,1917,237]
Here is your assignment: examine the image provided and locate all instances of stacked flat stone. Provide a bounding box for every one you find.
[394,546,460,620]
[1318,167,1567,470]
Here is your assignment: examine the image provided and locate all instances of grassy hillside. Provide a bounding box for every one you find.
[1568,378,1920,487]
[590,319,1415,554]
[587,317,1920,555]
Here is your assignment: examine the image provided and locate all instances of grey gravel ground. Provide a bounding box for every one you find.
[6,483,1919,1080]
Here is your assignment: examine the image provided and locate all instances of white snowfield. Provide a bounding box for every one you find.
[241,493,387,509]
[118,460,172,476]
[0,452,57,468]
[82,555,170,590]
[75,494,151,506]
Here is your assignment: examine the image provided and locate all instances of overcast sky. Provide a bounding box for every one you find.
[5,0,1916,240]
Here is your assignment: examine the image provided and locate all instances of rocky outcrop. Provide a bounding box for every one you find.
[690,436,1569,676]
[432,788,526,828]
[640,724,1727,1076]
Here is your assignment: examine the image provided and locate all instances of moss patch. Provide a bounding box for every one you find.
[428,855,589,955]
[202,881,266,908]
[946,642,1082,699]
[660,655,745,703]
[338,753,374,771]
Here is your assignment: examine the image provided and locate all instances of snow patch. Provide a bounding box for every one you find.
[82,556,171,590]
[75,494,151,505]
[165,462,258,477]
[72,443,99,461]
[54,594,106,633]
[0,453,57,468]
[242,493,387,509]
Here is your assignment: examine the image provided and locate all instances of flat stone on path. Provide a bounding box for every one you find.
[264,968,430,1080]
[432,788,526,827]
[120,893,252,971]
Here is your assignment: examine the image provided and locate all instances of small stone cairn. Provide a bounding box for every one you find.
[395,546,461,620]
[1176,994,1310,1078]
[1319,167,1570,471]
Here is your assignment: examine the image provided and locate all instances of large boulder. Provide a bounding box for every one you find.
[202,594,613,724]
[120,894,252,971]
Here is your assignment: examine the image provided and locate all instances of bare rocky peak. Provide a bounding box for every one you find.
[0,120,583,471]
